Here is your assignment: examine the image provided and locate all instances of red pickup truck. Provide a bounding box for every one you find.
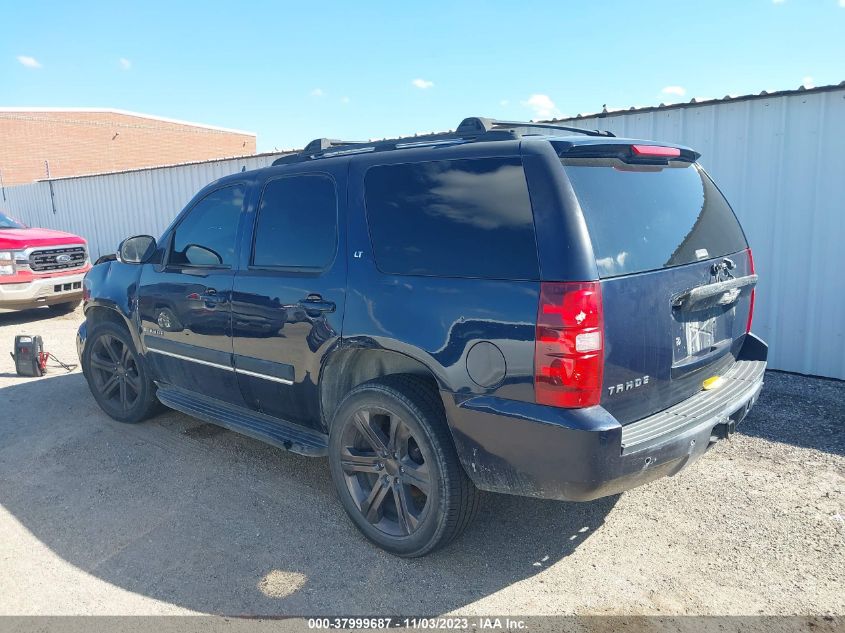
[0,211,91,313]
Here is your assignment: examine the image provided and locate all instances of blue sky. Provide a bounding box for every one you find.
[3,0,843,152]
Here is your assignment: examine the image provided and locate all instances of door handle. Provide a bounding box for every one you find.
[190,288,223,306]
[299,294,336,315]
[202,289,221,302]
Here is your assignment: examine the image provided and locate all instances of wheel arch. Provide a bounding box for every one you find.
[319,345,446,431]
[84,302,141,351]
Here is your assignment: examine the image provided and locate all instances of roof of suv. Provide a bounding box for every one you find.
[270,117,617,166]
[210,116,698,188]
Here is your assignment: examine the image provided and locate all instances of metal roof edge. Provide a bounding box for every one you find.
[32,151,295,184]
[541,81,845,123]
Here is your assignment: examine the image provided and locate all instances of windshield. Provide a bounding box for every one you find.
[562,158,748,278]
[0,212,26,229]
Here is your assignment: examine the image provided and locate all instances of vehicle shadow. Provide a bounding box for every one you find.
[0,306,68,326]
[739,370,845,456]
[0,372,618,616]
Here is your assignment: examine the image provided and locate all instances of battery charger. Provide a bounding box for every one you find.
[12,335,46,377]
[10,335,77,377]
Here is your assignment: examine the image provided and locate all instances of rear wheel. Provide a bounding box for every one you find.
[82,321,159,424]
[48,299,81,314]
[328,375,479,557]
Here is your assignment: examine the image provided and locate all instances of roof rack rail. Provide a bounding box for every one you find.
[304,138,362,153]
[271,116,613,166]
[272,138,367,165]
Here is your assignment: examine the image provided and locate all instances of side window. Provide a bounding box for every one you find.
[170,185,245,267]
[252,174,337,269]
[364,157,539,279]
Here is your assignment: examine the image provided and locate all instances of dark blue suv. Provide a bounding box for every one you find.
[78,117,767,556]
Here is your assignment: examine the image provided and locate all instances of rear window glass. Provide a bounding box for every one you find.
[563,158,747,278]
[364,157,538,279]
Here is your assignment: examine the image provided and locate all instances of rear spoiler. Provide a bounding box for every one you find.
[555,141,701,164]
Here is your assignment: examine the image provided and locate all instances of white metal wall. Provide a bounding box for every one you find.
[1,153,284,264]
[2,89,844,378]
[559,88,845,379]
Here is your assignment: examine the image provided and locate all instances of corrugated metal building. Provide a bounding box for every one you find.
[1,152,287,264]
[1,84,843,379]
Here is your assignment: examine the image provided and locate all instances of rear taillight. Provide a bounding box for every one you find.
[534,282,604,408]
[746,248,755,334]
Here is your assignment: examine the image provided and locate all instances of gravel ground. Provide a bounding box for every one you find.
[0,305,842,616]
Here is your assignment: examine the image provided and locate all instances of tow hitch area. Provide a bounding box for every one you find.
[710,393,758,442]
[711,416,737,441]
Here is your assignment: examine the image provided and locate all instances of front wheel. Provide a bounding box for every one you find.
[82,321,159,424]
[328,375,480,557]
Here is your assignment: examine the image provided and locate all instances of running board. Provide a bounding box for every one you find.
[156,385,328,456]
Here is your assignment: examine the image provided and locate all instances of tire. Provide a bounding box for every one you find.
[328,374,480,557]
[82,321,159,424]
[48,299,81,314]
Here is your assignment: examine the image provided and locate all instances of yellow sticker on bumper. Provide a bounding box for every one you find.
[703,375,724,390]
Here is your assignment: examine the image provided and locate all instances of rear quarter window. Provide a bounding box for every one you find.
[364,157,539,279]
[563,158,747,278]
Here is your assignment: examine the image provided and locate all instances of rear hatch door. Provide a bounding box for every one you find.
[558,143,755,424]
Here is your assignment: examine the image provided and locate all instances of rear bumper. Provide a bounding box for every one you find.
[444,332,768,501]
[0,269,87,311]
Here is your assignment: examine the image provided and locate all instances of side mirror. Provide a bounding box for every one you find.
[117,235,156,264]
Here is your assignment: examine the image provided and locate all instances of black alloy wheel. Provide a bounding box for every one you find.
[329,375,480,557]
[338,405,432,537]
[82,321,159,424]
[88,332,143,414]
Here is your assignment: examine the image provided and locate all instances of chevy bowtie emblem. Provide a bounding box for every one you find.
[711,257,736,282]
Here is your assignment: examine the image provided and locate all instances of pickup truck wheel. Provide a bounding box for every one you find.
[82,322,159,424]
[48,299,81,314]
[329,375,479,557]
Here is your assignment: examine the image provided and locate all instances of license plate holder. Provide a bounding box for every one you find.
[684,316,717,356]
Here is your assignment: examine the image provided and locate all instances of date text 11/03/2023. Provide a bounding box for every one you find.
[306,617,528,629]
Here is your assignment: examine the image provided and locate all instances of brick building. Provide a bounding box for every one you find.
[0,108,257,185]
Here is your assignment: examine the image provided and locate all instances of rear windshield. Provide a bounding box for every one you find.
[562,158,747,278]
